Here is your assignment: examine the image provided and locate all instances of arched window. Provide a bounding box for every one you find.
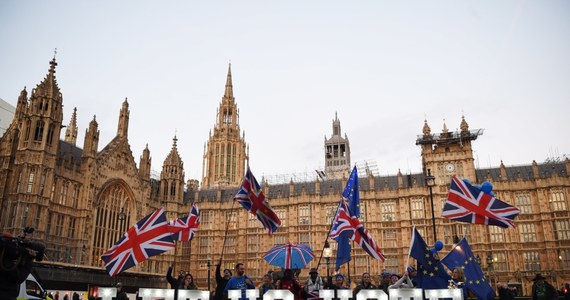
[34,120,45,141]
[92,182,132,266]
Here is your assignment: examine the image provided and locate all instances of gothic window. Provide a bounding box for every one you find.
[381,202,395,221]
[92,183,132,267]
[299,205,311,225]
[384,255,399,274]
[359,201,367,222]
[170,183,176,196]
[519,223,537,242]
[24,120,31,143]
[410,198,425,219]
[325,205,336,225]
[68,218,76,239]
[554,219,570,240]
[27,171,35,193]
[215,144,220,178]
[39,173,46,195]
[299,232,311,244]
[226,143,231,175]
[493,252,507,271]
[21,203,29,228]
[225,236,235,254]
[47,124,55,145]
[16,171,22,192]
[201,210,213,229]
[55,214,64,237]
[34,206,42,229]
[248,212,257,228]
[274,234,286,245]
[199,237,211,254]
[227,211,237,229]
[231,144,237,182]
[522,251,540,271]
[559,249,570,269]
[515,192,532,214]
[275,209,286,226]
[247,235,259,252]
[34,120,44,141]
[549,189,568,211]
[489,225,505,243]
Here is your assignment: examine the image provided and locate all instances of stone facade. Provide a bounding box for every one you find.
[0,59,568,296]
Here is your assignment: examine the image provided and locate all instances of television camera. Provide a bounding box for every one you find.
[0,227,45,262]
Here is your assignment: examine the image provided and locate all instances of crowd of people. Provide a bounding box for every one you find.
[161,261,570,300]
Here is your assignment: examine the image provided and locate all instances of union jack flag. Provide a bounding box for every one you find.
[168,204,200,241]
[443,176,520,228]
[101,208,176,276]
[235,166,281,235]
[329,199,385,262]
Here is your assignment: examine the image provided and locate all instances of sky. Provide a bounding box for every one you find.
[0,1,569,184]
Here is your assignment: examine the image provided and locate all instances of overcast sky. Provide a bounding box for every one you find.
[1,1,568,183]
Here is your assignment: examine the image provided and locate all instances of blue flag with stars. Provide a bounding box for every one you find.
[408,227,451,289]
[441,238,496,300]
[344,166,360,217]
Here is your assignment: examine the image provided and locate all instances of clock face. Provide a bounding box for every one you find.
[445,163,455,173]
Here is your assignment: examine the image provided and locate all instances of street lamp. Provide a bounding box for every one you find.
[425,169,437,243]
[323,240,332,286]
[207,257,212,292]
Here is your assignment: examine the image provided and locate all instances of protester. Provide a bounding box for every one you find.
[449,267,469,300]
[388,272,413,289]
[497,282,516,300]
[224,263,254,300]
[531,273,558,300]
[215,262,232,300]
[181,273,198,289]
[279,269,303,300]
[115,282,129,300]
[304,268,324,299]
[378,272,391,294]
[259,273,275,297]
[563,283,570,300]
[407,266,419,288]
[0,232,37,300]
[166,264,185,300]
[353,272,377,299]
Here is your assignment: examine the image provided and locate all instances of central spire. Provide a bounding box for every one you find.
[223,63,234,101]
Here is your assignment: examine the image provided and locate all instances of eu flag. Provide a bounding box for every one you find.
[441,238,496,300]
[335,166,359,270]
[344,166,360,217]
[408,227,451,289]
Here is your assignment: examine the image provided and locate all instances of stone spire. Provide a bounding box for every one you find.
[117,98,129,138]
[65,107,78,145]
[460,115,469,133]
[422,119,431,137]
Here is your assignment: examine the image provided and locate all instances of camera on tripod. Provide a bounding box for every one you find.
[1,227,46,262]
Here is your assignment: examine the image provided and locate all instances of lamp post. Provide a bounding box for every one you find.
[425,169,437,243]
[323,240,332,287]
[207,257,212,292]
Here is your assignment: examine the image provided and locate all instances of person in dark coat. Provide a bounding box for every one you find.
[531,274,558,300]
[115,282,129,300]
[214,262,232,300]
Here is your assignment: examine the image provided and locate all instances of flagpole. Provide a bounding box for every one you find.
[316,198,344,268]
[219,197,237,263]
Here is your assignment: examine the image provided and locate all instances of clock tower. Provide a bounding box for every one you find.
[416,116,483,185]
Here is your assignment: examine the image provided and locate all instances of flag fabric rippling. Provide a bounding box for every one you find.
[408,227,451,289]
[169,204,200,241]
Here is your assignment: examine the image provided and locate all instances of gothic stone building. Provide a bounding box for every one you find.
[0,58,568,295]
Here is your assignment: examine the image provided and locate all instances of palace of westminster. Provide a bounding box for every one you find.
[0,58,568,294]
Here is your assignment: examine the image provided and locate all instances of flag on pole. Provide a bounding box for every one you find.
[235,166,281,235]
[443,176,520,228]
[330,199,385,262]
[168,204,200,241]
[344,166,360,217]
[102,208,175,276]
[408,227,450,289]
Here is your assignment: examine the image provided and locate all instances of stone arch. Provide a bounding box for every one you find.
[91,178,136,266]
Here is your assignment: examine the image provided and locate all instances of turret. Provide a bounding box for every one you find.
[65,107,78,146]
[117,98,129,138]
[82,116,100,158]
[139,144,151,180]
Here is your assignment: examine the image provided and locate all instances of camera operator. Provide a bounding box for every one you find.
[0,228,45,300]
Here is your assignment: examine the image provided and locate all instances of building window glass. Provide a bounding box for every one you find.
[247,235,259,252]
[489,225,505,243]
[522,251,540,271]
[384,256,399,274]
[276,209,286,227]
[325,205,336,225]
[359,201,367,222]
[519,223,537,242]
[274,235,286,245]
[554,219,570,240]
[381,202,395,222]
[299,232,311,244]
[199,237,211,254]
[549,189,568,211]
[410,198,425,219]
[201,210,213,229]
[299,205,311,225]
[492,252,507,271]
[27,171,35,193]
[559,249,570,269]
[515,193,532,214]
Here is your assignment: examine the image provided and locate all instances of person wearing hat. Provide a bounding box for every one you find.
[406,266,419,288]
[115,282,128,300]
[353,272,377,299]
[303,268,323,299]
[532,273,558,300]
